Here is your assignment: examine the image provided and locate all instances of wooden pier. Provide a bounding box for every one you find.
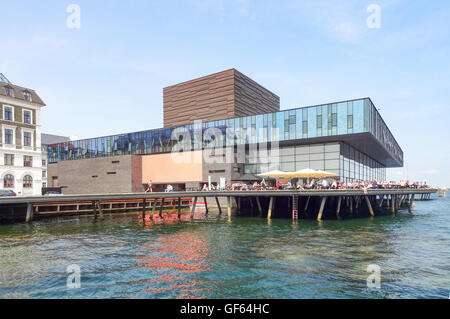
[0,189,438,224]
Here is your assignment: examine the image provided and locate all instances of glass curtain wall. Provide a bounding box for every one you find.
[47,98,400,166]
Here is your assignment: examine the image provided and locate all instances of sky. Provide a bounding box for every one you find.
[1,0,449,186]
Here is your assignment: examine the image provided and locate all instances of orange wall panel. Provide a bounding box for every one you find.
[142,151,203,183]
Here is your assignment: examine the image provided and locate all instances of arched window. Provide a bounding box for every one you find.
[4,174,14,188]
[23,175,33,188]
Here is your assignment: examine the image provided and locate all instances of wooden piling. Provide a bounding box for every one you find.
[408,194,414,213]
[215,197,222,216]
[177,197,182,219]
[191,196,198,218]
[92,200,98,220]
[142,199,147,219]
[227,196,232,219]
[159,198,165,217]
[336,196,342,218]
[256,197,263,217]
[317,197,327,221]
[25,203,34,223]
[203,197,209,216]
[267,196,275,219]
[365,196,374,217]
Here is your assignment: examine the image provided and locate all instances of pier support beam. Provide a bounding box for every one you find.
[317,197,327,221]
[25,203,34,223]
[191,197,198,218]
[349,197,353,216]
[408,195,415,213]
[92,201,98,220]
[177,197,182,219]
[267,196,275,220]
[256,197,263,217]
[365,196,375,217]
[203,197,209,216]
[336,197,342,219]
[215,197,222,216]
[391,195,396,214]
[97,201,104,219]
[159,198,165,218]
[379,195,385,208]
[227,196,232,219]
[142,199,147,219]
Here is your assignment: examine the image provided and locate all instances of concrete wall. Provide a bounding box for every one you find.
[47,155,142,195]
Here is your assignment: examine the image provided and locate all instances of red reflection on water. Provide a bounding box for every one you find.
[137,232,212,298]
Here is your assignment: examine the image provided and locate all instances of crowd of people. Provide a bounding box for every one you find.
[145,178,431,193]
[201,179,431,191]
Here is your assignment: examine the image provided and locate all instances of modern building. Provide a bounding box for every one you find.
[46,69,403,194]
[41,133,71,188]
[0,73,46,195]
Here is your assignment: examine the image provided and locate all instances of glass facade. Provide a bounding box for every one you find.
[47,98,403,170]
[243,142,386,182]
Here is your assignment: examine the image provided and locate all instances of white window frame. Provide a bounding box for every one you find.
[3,124,16,146]
[3,105,14,121]
[23,129,34,148]
[23,109,33,124]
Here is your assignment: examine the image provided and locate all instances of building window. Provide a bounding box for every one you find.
[347,115,353,129]
[23,175,33,188]
[24,110,32,124]
[42,182,47,188]
[24,132,32,147]
[4,129,13,144]
[4,106,13,121]
[317,115,322,129]
[42,170,47,178]
[4,154,14,166]
[331,113,337,127]
[42,159,46,167]
[4,174,14,188]
[4,86,14,97]
[302,120,308,135]
[23,91,32,102]
[24,156,33,167]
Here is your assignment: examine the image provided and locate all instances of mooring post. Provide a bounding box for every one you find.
[159,198,165,218]
[191,197,198,218]
[25,203,34,223]
[203,197,209,216]
[336,196,342,219]
[267,196,275,219]
[215,197,222,216]
[317,197,327,221]
[365,196,375,217]
[227,196,232,219]
[256,197,263,217]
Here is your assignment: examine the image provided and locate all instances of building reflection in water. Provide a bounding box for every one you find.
[136,231,212,299]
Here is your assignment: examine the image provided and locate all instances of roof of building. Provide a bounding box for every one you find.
[42,133,70,146]
[0,73,46,106]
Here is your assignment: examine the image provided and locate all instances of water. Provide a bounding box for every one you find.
[0,195,449,299]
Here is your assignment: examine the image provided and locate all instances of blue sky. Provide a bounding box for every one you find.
[1,0,449,186]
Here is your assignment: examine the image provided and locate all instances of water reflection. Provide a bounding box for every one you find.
[137,231,212,298]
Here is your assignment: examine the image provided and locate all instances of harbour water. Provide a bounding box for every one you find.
[0,194,448,299]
